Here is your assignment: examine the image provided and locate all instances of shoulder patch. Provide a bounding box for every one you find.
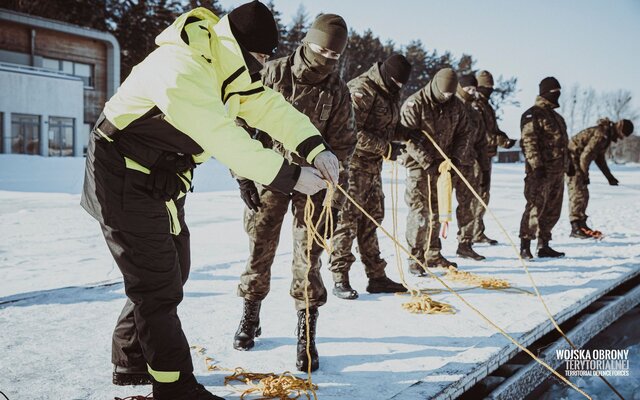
[523,113,533,119]
[407,101,415,108]
[353,92,364,99]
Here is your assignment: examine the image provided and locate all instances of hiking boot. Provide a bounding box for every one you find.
[233,299,261,351]
[153,373,224,400]
[473,233,498,245]
[113,365,152,386]
[366,276,407,294]
[296,307,319,372]
[426,253,458,269]
[456,242,486,261]
[520,239,533,260]
[537,240,565,258]
[408,262,427,276]
[570,220,591,239]
[332,282,358,300]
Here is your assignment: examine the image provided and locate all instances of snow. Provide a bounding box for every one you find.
[0,155,639,400]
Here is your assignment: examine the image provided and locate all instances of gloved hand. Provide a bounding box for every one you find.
[567,162,576,177]
[408,130,428,147]
[146,152,195,201]
[481,170,491,188]
[294,167,327,195]
[313,151,339,186]
[237,179,261,212]
[608,177,619,186]
[584,177,591,185]
[534,166,546,179]
[451,157,462,170]
[504,139,517,149]
[388,142,406,161]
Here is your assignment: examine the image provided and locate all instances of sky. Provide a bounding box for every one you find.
[217,0,640,138]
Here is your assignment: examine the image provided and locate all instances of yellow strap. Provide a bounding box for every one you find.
[147,365,180,383]
[124,157,151,174]
[166,199,182,235]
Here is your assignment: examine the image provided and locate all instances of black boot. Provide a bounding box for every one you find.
[473,233,498,245]
[332,282,358,300]
[456,242,486,261]
[408,262,426,276]
[570,220,591,239]
[537,240,565,258]
[427,253,458,269]
[296,307,319,372]
[520,239,533,260]
[113,364,153,386]
[153,373,224,400]
[233,299,261,351]
[366,275,407,294]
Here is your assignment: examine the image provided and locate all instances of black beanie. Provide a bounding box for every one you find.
[228,1,278,55]
[304,14,348,53]
[459,74,477,88]
[381,53,412,85]
[539,76,561,95]
[620,119,634,136]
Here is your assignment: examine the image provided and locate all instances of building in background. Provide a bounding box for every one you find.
[496,145,524,163]
[0,9,119,157]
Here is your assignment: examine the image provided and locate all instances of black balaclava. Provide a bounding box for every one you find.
[619,119,634,137]
[228,1,278,78]
[294,14,347,84]
[380,53,412,94]
[539,76,561,107]
[476,70,494,99]
[430,68,458,103]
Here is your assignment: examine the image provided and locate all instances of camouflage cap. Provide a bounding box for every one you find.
[476,70,494,88]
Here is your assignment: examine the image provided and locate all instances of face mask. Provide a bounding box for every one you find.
[380,64,402,95]
[295,43,338,83]
[477,86,494,99]
[541,91,561,107]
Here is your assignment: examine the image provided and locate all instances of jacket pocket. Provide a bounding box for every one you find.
[122,168,167,215]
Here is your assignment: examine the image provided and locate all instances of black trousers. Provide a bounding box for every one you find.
[101,202,193,374]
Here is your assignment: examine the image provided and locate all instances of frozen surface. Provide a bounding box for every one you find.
[0,155,639,399]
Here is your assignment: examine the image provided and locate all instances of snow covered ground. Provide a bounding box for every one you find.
[0,155,639,400]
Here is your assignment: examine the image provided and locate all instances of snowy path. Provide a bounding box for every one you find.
[1,158,639,399]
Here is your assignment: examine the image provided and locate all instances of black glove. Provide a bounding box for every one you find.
[146,152,195,201]
[481,170,491,188]
[584,177,591,185]
[534,166,546,179]
[451,157,462,169]
[567,162,576,177]
[238,179,262,211]
[408,130,428,147]
[388,142,406,161]
[504,139,517,149]
[608,177,619,186]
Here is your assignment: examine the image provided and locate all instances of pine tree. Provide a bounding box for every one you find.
[280,5,309,57]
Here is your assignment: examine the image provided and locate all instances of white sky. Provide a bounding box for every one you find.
[218,0,640,137]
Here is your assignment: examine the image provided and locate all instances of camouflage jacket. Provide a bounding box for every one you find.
[455,88,490,170]
[347,63,404,174]
[400,83,472,171]
[257,47,356,206]
[568,118,615,179]
[520,96,569,174]
[476,94,512,157]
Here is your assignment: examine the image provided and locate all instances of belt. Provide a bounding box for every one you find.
[94,114,119,142]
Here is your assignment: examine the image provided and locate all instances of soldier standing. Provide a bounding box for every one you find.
[568,118,634,238]
[519,77,572,259]
[234,14,356,372]
[400,68,471,276]
[471,70,517,245]
[453,74,490,260]
[329,54,412,300]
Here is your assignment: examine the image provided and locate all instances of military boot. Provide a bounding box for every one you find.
[537,240,565,258]
[366,275,407,294]
[408,262,426,277]
[113,364,153,386]
[296,307,319,372]
[456,242,486,261]
[332,273,358,300]
[233,299,261,351]
[427,253,458,269]
[520,239,534,260]
[473,233,498,245]
[153,373,225,400]
[570,220,591,239]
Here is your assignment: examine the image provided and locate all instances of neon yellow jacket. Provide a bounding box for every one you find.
[103,8,326,191]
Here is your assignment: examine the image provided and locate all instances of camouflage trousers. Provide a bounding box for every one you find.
[405,167,442,265]
[519,170,564,241]
[329,169,387,282]
[238,186,328,311]
[471,160,492,240]
[454,164,480,244]
[567,170,589,222]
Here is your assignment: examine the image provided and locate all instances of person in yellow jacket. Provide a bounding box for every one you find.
[80,3,338,399]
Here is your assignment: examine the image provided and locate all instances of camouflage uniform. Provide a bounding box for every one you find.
[471,94,513,240]
[567,119,615,222]
[519,96,569,241]
[238,47,356,311]
[329,63,403,282]
[454,88,489,244]
[400,84,471,267]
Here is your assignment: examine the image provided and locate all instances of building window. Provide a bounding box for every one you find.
[42,57,94,88]
[0,112,3,154]
[48,117,74,156]
[11,114,40,155]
